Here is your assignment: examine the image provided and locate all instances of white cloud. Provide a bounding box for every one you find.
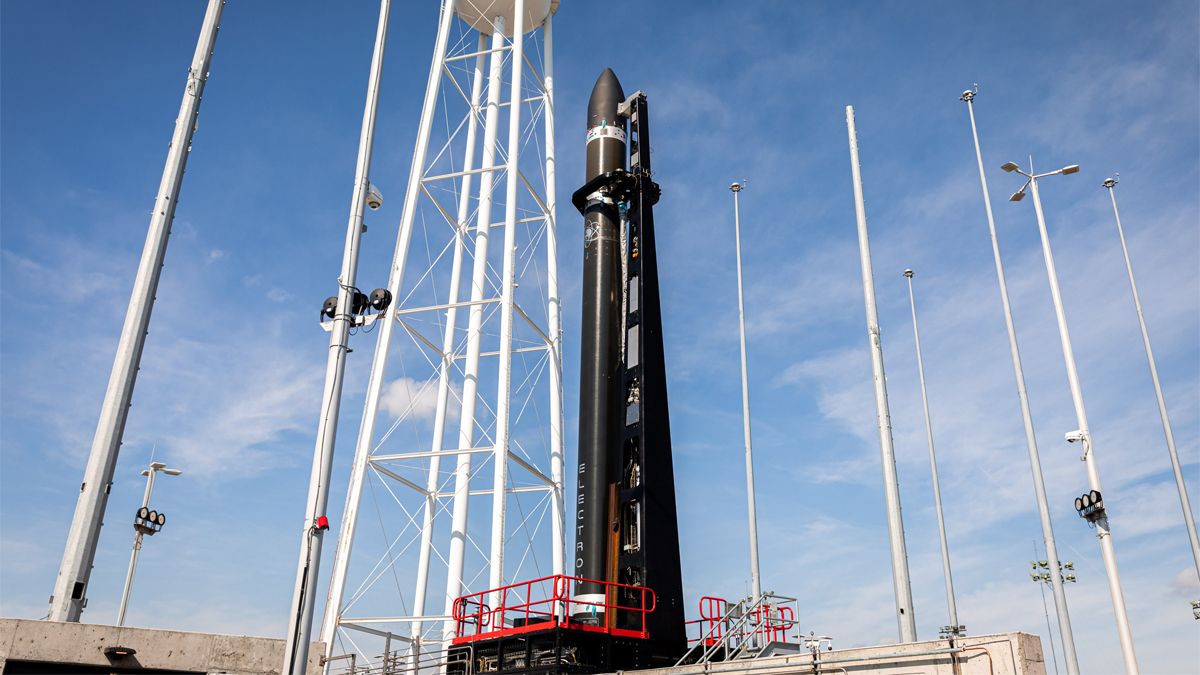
[380,376,461,423]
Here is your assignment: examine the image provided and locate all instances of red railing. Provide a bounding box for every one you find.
[686,596,730,646]
[451,574,656,645]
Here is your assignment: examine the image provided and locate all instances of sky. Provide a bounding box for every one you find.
[2,1,1198,673]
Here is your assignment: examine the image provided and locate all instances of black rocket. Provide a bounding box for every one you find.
[574,67,627,610]
[572,68,686,663]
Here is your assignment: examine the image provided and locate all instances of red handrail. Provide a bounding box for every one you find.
[452,574,657,643]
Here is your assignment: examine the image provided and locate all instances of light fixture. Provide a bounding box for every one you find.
[1075,490,1105,522]
[156,512,166,526]
[163,468,183,476]
[1009,187,1027,202]
[103,646,137,658]
[1060,165,1080,175]
[1001,161,1020,173]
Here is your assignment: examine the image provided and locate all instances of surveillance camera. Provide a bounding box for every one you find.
[366,182,384,210]
[1064,430,1085,443]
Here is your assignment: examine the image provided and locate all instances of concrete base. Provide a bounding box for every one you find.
[626,633,1045,675]
[0,619,323,675]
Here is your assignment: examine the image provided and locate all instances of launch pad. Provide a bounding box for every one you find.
[446,575,659,675]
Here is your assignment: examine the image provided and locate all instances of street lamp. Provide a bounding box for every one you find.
[960,88,1079,675]
[1004,157,1140,674]
[1103,175,1200,618]
[117,460,182,626]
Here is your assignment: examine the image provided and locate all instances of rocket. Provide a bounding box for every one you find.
[571,69,686,661]
[574,67,627,611]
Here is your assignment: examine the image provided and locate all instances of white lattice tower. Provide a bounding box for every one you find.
[319,1,564,672]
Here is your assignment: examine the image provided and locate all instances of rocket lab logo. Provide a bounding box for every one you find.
[584,225,598,247]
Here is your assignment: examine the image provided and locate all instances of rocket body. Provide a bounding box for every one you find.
[575,68,626,609]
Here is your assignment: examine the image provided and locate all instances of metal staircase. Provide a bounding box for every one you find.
[676,593,802,666]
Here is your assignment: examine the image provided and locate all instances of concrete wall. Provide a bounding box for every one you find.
[0,619,323,675]
[624,633,1046,675]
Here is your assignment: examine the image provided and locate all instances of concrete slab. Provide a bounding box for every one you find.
[0,618,322,674]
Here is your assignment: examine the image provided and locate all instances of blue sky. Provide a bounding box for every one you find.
[2,1,1197,673]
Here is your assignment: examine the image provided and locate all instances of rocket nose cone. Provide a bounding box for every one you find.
[588,68,625,127]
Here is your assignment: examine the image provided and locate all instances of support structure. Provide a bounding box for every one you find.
[48,0,225,623]
[1103,176,1200,599]
[319,2,564,670]
[844,106,917,643]
[960,88,1079,675]
[282,1,392,672]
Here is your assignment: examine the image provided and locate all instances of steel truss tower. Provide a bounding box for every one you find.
[320,1,564,672]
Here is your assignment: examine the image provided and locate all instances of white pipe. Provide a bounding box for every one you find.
[730,183,762,604]
[48,0,225,623]
[285,1,392,672]
[1104,179,1200,586]
[845,105,917,643]
[903,270,959,634]
[318,0,456,661]
[960,91,1079,675]
[543,14,566,582]
[441,15,509,646]
[1027,170,1139,674]
[488,0,527,607]
[408,31,489,655]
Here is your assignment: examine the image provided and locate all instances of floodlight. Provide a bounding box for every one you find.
[1009,189,1026,202]
[1060,165,1080,175]
[156,512,166,526]
[1001,161,1020,173]
[137,506,150,520]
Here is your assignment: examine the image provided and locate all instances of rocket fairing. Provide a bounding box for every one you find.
[575,68,627,609]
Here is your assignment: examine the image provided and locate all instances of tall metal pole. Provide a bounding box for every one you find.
[489,0,528,605]
[845,106,917,642]
[730,182,762,603]
[116,469,157,627]
[1026,168,1139,674]
[282,2,391,672]
[318,0,456,660]
[544,12,566,582]
[48,0,225,623]
[442,14,508,645]
[902,269,960,637]
[395,30,487,668]
[1103,176,1200,591]
[960,90,1078,675]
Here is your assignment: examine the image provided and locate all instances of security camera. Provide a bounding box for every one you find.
[366,182,384,210]
[1064,430,1085,443]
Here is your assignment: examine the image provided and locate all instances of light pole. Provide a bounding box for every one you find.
[1003,158,1139,674]
[117,461,182,626]
[730,181,762,604]
[902,269,962,641]
[1028,551,1079,675]
[960,88,1079,675]
[845,106,917,642]
[1103,175,1200,611]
